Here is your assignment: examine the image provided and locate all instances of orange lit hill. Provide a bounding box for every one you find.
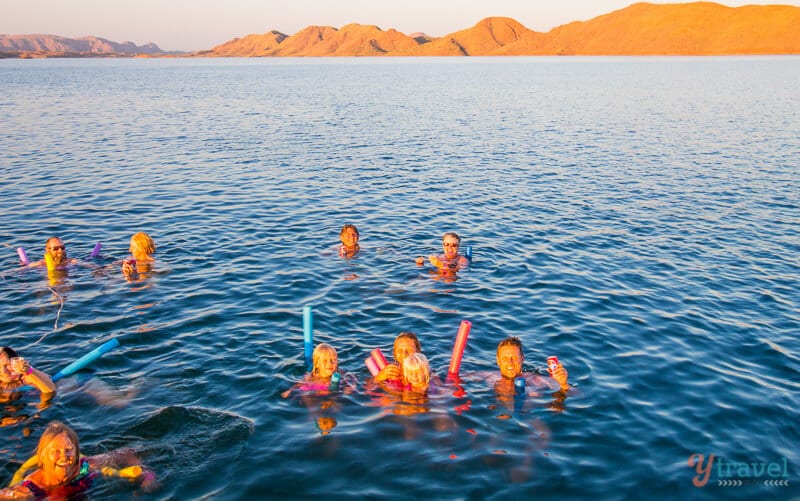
[2,2,799,58]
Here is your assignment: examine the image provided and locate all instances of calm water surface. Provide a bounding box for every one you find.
[1,56,798,500]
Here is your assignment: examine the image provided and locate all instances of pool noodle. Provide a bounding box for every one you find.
[514,377,525,395]
[365,357,380,376]
[17,247,29,265]
[90,242,102,258]
[448,320,472,376]
[14,338,120,392]
[303,306,313,370]
[370,348,388,370]
[464,245,472,260]
[52,338,120,382]
[329,372,341,391]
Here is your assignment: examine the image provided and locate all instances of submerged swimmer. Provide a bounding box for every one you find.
[121,232,156,277]
[1,347,56,402]
[373,332,422,386]
[282,343,351,398]
[338,224,360,258]
[495,336,569,397]
[0,421,157,499]
[28,237,79,271]
[415,232,470,275]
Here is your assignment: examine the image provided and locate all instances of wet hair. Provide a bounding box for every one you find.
[1,347,20,359]
[497,336,523,356]
[394,332,421,352]
[36,421,80,470]
[340,224,359,237]
[130,232,156,255]
[312,343,337,376]
[442,232,461,244]
[402,353,431,385]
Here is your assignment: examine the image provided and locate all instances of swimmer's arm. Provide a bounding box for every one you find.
[456,256,470,269]
[0,483,34,500]
[552,364,569,391]
[21,368,56,395]
[281,382,303,399]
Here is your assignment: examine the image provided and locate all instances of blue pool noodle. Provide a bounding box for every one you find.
[329,372,341,391]
[90,242,102,259]
[303,306,313,369]
[52,338,120,382]
[15,338,120,391]
[465,245,472,260]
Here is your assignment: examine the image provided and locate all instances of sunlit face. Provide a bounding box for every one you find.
[405,367,429,390]
[497,345,523,379]
[315,351,338,379]
[393,338,418,366]
[41,433,79,483]
[0,352,16,383]
[46,238,67,266]
[442,236,460,259]
[340,228,359,249]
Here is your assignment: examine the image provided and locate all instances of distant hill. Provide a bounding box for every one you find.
[203,2,800,57]
[0,34,168,58]
[3,2,799,58]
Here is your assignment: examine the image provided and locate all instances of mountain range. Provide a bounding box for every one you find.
[3,2,799,58]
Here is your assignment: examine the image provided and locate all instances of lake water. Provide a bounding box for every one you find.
[0,56,798,500]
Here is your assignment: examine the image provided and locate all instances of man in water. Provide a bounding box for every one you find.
[29,237,79,270]
[339,224,360,258]
[495,336,569,398]
[415,232,469,274]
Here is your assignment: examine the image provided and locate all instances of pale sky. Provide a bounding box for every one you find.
[1,0,796,52]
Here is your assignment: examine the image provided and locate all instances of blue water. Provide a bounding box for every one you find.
[1,56,798,500]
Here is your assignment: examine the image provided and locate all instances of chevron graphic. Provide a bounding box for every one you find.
[717,479,743,486]
[763,479,789,486]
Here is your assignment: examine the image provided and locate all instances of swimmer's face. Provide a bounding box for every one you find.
[442,235,460,259]
[393,338,418,365]
[0,352,16,383]
[497,345,523,379]
[340,227,359,248]
[315,351,338,379]
[405,367,429,390]
[41,432,79,483]
[46,238,67,266]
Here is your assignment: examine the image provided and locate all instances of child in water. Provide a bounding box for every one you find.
[281,343,347,398]
[402,353,431,394]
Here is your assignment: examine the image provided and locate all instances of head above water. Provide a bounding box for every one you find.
[496,337,524,379]
[393,332,421,365]
[312,343,338,379]
[35,421,81,482]
[442,232,461,259]
[1,346,21,383]
[44,237,67,266]
[130,232,156,257]
[339,224,359,248]
[402,352,430,389]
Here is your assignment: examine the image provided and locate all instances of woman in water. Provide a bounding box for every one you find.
[0,421,156,499]
[121,232,156,277]
[373,332,422,386]
[338,224,360,258]
[0,347,56,400]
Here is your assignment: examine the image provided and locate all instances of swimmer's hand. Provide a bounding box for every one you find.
[139,470,158,493]
[121,259,137,276]
[551,363,569,391]
[415,256,425,266]
[375,364,401,383]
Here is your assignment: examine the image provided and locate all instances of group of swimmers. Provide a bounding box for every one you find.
[2,225,569,498]
[1,233,159,499]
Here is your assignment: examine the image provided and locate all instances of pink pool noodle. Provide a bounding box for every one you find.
[448,320,472,376]
[365,357,380,376]
[371,348,388,371]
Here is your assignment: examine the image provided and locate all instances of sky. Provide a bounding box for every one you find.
[2,0,797,52]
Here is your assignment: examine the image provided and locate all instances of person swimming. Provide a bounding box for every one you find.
[282,343,348,398]
[122,232,156,277]
[373,332,422,386]
[0,421,157,499]
[338,224,360,258]
[415,232,470,275]
[27,237,80,271]
[0,347,56,400]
